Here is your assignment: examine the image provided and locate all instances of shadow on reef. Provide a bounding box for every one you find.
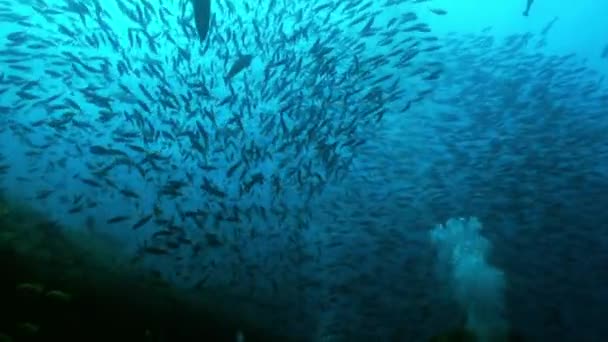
[0,193,292,342]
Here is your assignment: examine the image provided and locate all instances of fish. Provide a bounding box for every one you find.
[191,0,211,42]
[143,246,169,255]
[16,283,45,295]
[106,215,130,224]
[120,188,140,199]
[45,290,72,302]
[429,8,447,16]
[523,0,534,16]
[205,232,223,247]
[132,214,153,229]
[225,54,253,81]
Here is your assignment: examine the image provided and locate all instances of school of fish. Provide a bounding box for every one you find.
[1,0,607,341]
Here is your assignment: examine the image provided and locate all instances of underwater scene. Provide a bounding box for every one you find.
[1,0,607,341]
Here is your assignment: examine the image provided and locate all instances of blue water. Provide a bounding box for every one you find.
[1,0,607,341]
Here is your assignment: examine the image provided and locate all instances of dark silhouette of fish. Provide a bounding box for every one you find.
[225,54,253,81]
[523,0,534,16]
[429,8,447,16]
[191,0,211,42]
